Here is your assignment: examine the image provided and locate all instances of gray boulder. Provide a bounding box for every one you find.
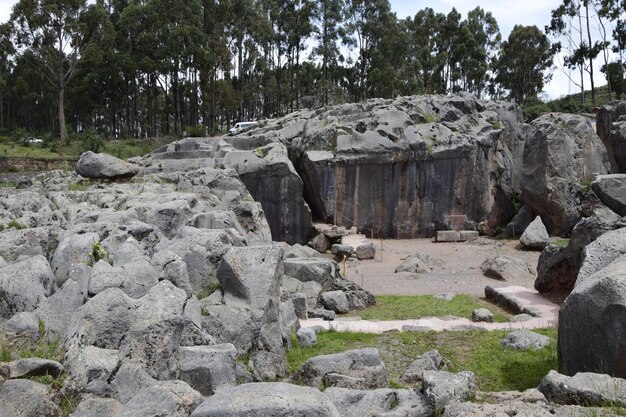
[63,346,120,396]
[503,205,534,238]
[36,278,86,342]
[283,258,336,290]
[592,174,626,216]
[502,330,551,350]
[521,113,608,235]
[480,255,534,281]
[76,151,138,179]
[0,358,63,379]
[559,240,626,377]
[0,227,48,262]
[534,202,622,294]
[200,304,258,354]
[108,361,157,404]
[442,401,612,417]
[0,256,53,319]
[324,387,432,417]
[421,370,476,412]
[291,292,308,319]
[520,216,549,250]
[175,344,237,396]
[223,142,312,244]
[119,281,189,379]
[320,290,350,314]
[538,370,626,407]
[596,101,626,173]
[217,245,283,311]
[69,397,123,417]
[116,380,203,417]
[309,233,331,253]
[0,379,59,417]
[471,308,494,323]
[64,288,136,351]
[355,242,375,260]
[190,382,342,417]
[2,312,40,347]
[401,350,448,384]
[292,348,388,389]
[296,328,317,347]
[309,308,336,321]
[395,252,443,273]
[156,227,233,292]
[51,232,99,287]
[332,244,353,258]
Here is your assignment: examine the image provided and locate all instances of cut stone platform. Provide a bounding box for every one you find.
[435,231,479,242]
[300,286,559,334]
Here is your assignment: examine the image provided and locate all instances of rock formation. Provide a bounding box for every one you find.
[521,113,608,236]
[137,94,528,241]
[596,101,626,173]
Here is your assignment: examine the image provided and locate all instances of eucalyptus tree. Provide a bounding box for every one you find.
[453,7,500,98]
[313,0,343,105]
[547,0,609,105]
[495,25,554,102]
[11,0,103,143]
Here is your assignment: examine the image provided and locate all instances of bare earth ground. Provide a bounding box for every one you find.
[340,238,541,298]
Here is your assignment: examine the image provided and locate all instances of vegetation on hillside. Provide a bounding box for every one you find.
[1,0,622,143]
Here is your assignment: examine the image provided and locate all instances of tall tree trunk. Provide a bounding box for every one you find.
[59,84,68,144]
[585,1,595,105]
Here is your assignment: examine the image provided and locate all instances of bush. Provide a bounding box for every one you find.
[521,98,551,122]
[78,129,105,153]
[186,124,206,138]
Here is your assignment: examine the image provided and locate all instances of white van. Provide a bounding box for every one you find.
[228,121,258,135]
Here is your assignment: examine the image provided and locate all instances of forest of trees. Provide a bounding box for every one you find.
[0,0,624,141]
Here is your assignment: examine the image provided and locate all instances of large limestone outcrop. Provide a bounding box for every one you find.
[596,101,626,173]
[558,227,626,377]
[138,94,527,241]
[521,113,608,236]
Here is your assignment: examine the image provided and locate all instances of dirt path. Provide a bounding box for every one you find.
[341,238,541,297]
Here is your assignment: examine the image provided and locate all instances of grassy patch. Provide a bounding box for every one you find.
[422,112,439,123]
[196,282,223,300]
[68,180,92,192]
[287,328,558,392]
[552,239,570,248]
[0,181,15,188]
[0,135,171,161]
[347,295,510,323]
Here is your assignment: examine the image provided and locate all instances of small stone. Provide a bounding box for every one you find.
[471,308,494,323]
[291,293,308,320]
[502,330,551,350]
[355,243,375,260]
[296,328,317,347]
[309,308,336,321]
[331,244,353,258]
[510,313,533,323]
[320,291,350,314]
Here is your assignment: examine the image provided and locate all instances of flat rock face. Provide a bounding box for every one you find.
[596,101,626,173]
[76,151,139,179]
[559,238,626,377]
[480,255,534,281]
[521,114,608,235]
[520,216,549,250]
[292,348,388,389]
[501,329,551,350]
[324,387,432,417]
[538,370,626,407]
[592,174,626,216]
[189,383,342,417]
[137,95,528,241]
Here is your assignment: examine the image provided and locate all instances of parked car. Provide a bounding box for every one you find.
[21,137,43,145]
[228,121,258,135]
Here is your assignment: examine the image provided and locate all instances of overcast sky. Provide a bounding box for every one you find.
[0,0,609,99]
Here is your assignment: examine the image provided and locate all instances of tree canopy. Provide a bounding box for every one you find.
[0,0,622,140]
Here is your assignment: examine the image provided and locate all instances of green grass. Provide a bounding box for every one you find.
[346,295,510,323]
[196,282,223,300]
[552,239,570,248]
[0,135,171,163]
[287,328,558,391]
